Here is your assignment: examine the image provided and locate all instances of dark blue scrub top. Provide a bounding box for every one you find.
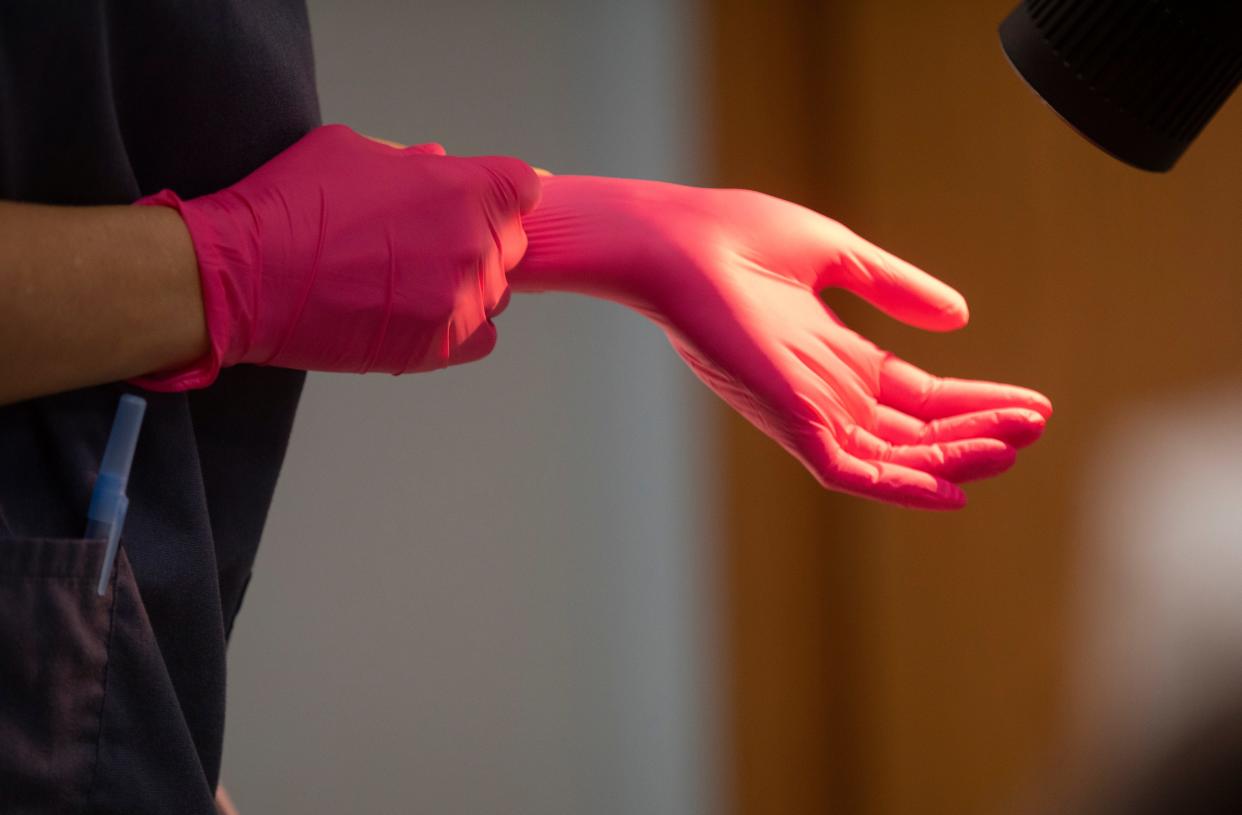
[0,2,320,810]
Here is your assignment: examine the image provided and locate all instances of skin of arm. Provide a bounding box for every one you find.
[0,201,207,405]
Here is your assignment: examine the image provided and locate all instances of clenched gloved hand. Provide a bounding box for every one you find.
[134,124,539,390]
[511,176,1051,509]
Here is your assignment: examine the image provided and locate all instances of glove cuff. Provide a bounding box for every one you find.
[128,189,255,391]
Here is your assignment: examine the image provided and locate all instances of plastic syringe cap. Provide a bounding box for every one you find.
[99,394,147,482]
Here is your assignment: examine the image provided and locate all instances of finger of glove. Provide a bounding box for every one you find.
[879,356,1053,420]
[843,426,1017,483]
[787,356,1023,475]
[670,337,964,508]
[805,432,967,510]
[479,249,513,317]
[354,133,444,154]
[447,318,498,367]
[488,287,512,318]
[473,212,520,316]
[405,142,447,156]
[469,155,543,215]
[491,210,529,275]
[823,225,969,332]
[873,404,1048,449]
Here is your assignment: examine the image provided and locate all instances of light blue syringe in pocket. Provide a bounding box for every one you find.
[86,394,146,596]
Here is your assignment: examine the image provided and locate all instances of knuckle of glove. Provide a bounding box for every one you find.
[412,285,461,329]
[469,157,541,215]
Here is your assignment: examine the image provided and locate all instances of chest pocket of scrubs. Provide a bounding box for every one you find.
[0,537,118,813]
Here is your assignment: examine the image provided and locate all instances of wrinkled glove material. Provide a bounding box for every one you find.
[133,125,540,390]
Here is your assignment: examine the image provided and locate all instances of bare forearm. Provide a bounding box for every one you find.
[0,201,207,405]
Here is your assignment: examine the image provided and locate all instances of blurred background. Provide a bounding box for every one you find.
[222,1,1242,813]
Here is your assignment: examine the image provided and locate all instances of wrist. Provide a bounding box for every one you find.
[514,175,679,309]
[130,189,256,390]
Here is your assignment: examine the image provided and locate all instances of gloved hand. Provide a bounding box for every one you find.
[511,176,1051,509]
[133,124,540,390]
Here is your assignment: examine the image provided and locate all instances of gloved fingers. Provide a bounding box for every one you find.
[354,133,446,154]
[405,142,447,156]
[873,404,1048,449]
[804,431,967,510]
[488,287,512,318]
[446,317,498,367]
[469,155,543,215]
[465,235,510,321]
[475,166,530,300]
[878,355,1053,421]
[478,213,521,317]
[669,337,967,508]
[789,346,1031,476]
[360,134,404,149]
[821,225,969,332]
[479,259,512,317]
[491,212,529,274]
[842,425,1017,483]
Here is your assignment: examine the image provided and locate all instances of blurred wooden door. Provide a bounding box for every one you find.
[708,2,1242,814]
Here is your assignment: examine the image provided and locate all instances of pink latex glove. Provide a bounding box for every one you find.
[133,124,540,390]
[511,177,1052,510]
